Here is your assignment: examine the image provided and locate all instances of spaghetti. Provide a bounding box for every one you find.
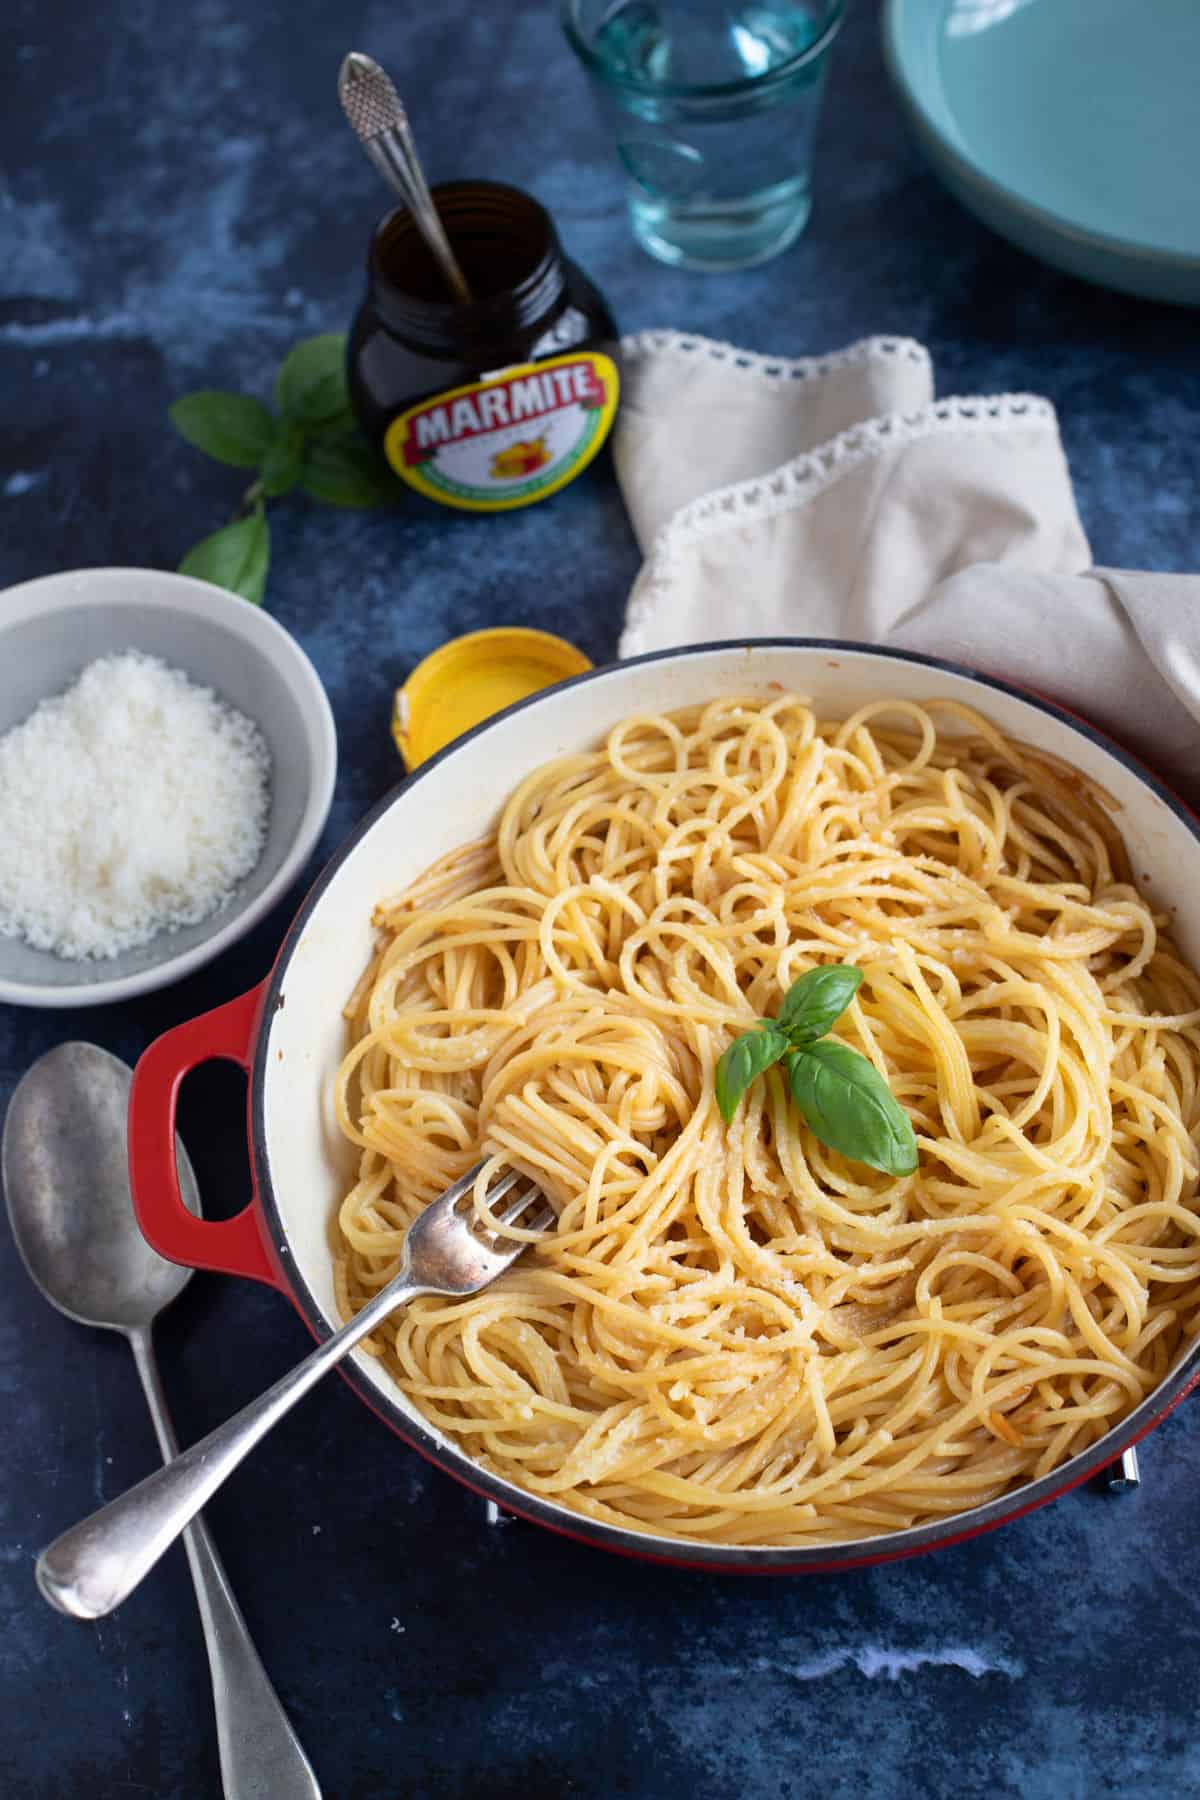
[333,695,1200,1544]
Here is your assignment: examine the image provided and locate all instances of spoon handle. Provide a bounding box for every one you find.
[364,131,473,303]
[127,1330,322,1800]
[36,1274,422,1620]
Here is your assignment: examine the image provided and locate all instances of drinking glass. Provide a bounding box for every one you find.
[561,0,846,272]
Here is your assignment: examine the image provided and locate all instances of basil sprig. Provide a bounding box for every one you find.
[714,965,918,1177]
[170,334,405,604]
[786,1039,918,1176]
[775,963,865,1042]
[714,1024,791,1121]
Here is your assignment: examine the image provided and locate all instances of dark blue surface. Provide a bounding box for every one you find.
[3,4,1199,1797]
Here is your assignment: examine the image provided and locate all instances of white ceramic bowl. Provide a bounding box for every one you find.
[132,641,1200,1572]
[0,567,337,1008]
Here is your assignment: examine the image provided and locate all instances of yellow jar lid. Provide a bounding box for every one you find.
[392,626,593,770]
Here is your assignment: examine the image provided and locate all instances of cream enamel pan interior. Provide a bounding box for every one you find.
[253,641,1200,1568]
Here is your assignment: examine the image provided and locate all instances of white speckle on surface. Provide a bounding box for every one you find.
[0,311,141,345]
[1,137,325,356]
[312,1525,321,1535]
[776,1645,1022,1682]
[390,1617,405,1633]
[4,471,40,496]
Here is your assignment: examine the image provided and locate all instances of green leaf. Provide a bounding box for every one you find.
[300,435,399,508]
[178,504,270,604]
[776,965,864,1045]
[274,333,352,425]
[169,391,276,469]
[787,1041,918,1177]
[715,1026,790,1126]
[308,402,359,439]
[259,419,306,498]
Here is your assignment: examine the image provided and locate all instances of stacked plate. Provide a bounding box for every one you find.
[884,0,1200,306]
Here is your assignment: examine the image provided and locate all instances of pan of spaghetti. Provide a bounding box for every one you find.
[129,641,1200,1570]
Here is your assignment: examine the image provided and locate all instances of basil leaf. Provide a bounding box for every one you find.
[259,419,306,498]
[178,504,270,604]
[715,1026,790,1125]
[169,391,276,469]
[275,333,352,425]
[308,402,359,439]
[777,964,864,1044]
[787,1040,918,1176]
[301,435,400,508]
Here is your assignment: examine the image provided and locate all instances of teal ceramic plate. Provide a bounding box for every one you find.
[883,0,1200,306]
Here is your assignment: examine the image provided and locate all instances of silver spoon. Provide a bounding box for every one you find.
[2,1042,321,1800]
[338,50,474,304]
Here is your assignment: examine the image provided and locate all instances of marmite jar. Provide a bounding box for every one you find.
[348,181,619,512]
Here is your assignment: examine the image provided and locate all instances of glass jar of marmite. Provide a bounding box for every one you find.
[348,181,618,512]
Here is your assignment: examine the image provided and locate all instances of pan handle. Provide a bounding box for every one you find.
[129,984,279,1289]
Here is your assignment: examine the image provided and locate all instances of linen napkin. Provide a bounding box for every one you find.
[613,331,1199,804]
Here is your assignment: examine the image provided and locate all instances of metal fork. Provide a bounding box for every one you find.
[36,1165,553,1621]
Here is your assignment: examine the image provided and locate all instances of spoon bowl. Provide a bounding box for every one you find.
[2,1039,321,1797]
[3,1041,196,1332]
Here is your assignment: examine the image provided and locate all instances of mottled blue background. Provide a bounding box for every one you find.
[4,2,1200,1796]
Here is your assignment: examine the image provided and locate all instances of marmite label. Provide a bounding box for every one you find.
[384,351,619,511]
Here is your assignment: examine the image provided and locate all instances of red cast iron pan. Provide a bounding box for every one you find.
[128,640,1200,1572]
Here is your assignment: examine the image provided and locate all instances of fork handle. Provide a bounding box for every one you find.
[36,1274,425,1621]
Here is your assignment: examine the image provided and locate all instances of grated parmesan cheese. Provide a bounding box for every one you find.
[0,649,270,959]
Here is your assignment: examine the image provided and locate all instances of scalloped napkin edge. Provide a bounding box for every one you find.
[612,330,1200,803]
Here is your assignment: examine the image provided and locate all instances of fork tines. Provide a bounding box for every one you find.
[495,1184,555,1233]
[447,1162,554,1235]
